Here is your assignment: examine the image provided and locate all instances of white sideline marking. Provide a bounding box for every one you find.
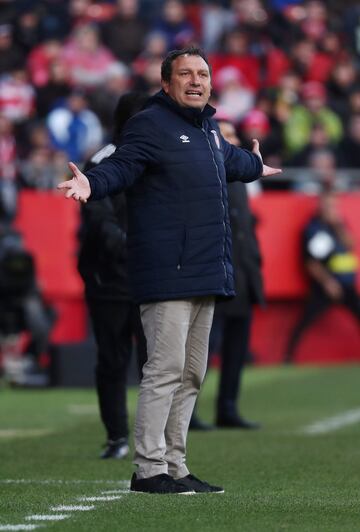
[50,505,95,512]
[302,408,360,435]
[100,489,129,495]
[0,429,53,440]
[25,515,70,521]
[0,526,40,531]
[0,479,130,486]
[78,496,122,502]
[68,404,97,415]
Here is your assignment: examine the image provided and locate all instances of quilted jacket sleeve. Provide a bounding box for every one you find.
[221,137,263,183]
[86,113,160,200]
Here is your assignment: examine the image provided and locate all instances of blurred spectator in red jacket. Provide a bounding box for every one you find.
[0,68,35,125]
[209,27,261,91]
[27,39,63,88]
[289,37,334,84]
[60,23,118,90]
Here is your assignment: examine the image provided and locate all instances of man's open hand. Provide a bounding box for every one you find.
[57,162,91,203]
[252,139,282,177]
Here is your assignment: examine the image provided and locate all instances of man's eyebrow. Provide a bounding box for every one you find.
[177,68,209,74]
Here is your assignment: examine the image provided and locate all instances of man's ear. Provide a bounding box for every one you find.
[161,80,169,94]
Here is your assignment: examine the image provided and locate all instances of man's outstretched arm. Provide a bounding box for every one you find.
[223,137,282,182]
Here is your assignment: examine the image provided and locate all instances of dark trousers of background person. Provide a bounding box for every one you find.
[87,299,147,441]
[284,284,360,363]
[21,293,56,362]
[217,313,252,421]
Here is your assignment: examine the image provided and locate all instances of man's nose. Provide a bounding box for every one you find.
[190,75,201,85]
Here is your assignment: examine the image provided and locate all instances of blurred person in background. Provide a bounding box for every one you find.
[190,118,264,430]
[150,0,196,52]
[13,5,42,53]
[288,37,334,85]
[46,90,103,163]
[0,23,25,75]
[132,55,163,95]
[336,114,360,170]
[0,67,35,126]
[19,147,68,191]
[0,114,17,222]
[0,216,56,387]
[240,109,282,168]
[214,66,255,123]
[284,189,360,363]
[326,58,358,125]
[78,91,148,459]
[60,23,118,90]
[201,2,234,53]
[287,122,334,168]
[292,147,352,195]
[35,59,72,119]
[27,39,63,88]
[209,27,261,93]
[88,62,131,133]
[101,0,147,65]
[283,80,343,159]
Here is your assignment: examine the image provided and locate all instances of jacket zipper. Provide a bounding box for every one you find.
[201,127,227,281]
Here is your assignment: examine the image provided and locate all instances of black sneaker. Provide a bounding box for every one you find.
[130,473,195,494]
[178,474,224,493]
[100,438,129,459]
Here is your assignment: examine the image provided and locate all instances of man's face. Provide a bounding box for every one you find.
[162,54,211,110]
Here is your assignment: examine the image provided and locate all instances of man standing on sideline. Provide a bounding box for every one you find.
[58,47,281,494]
[78,92,148,460]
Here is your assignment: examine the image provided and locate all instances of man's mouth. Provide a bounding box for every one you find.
[185,90,202,97]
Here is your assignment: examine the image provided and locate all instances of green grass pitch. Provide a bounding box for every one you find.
[1,365,360,531]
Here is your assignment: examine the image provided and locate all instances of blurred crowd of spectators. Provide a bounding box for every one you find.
[0,0,360,219]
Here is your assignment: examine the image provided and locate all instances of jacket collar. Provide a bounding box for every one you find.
[148,90,216,126]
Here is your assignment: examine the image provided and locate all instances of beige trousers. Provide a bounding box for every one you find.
[134,297,215,479]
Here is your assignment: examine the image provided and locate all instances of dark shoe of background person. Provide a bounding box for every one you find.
[130,473,195,494]
[216,414,261,430]
[177,474,224,493]
[189,414,214,431]
[100,438,129,459]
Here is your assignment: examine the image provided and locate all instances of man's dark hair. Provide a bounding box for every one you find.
[161,46,212,83]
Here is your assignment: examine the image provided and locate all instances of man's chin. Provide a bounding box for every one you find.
[184,101,205,110]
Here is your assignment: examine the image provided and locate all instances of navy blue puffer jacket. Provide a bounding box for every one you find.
[86,91,262,304]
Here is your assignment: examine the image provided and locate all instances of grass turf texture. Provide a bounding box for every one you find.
[1,365,360,531]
